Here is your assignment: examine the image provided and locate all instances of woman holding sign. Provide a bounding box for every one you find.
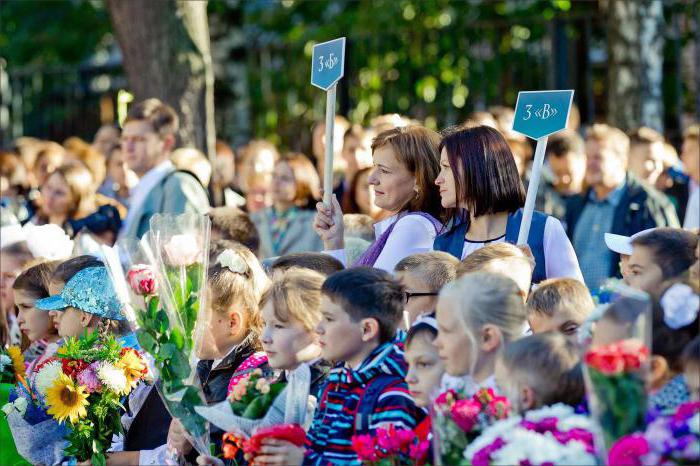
[314,126,443,272]
[433,125,582,283]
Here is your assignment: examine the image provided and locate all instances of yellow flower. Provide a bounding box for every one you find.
[46,373,89,424]
[7,346,25,378]
[116,349,147,391]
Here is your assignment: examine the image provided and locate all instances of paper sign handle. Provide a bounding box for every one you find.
[517,136,548,245]
[323,84,337,207]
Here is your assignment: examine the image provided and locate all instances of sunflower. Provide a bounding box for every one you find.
[46,373,89,424]
[115,349,147,392]
[7,346,25,377]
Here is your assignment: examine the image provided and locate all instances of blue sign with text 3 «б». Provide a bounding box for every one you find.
[512,90,574,140]
[311,37,346,91]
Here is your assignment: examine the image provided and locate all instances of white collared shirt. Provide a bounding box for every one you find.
[119,160,174,238]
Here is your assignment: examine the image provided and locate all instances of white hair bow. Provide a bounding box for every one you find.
[216,249,248,275]
[661,283,700,329]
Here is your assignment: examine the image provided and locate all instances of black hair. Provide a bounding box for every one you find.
[632,228,697,280]
[52,255,104,285]
[321,267,404,343]
[439,125,525,227]
[652,300,699,373]
[545,129,585,158]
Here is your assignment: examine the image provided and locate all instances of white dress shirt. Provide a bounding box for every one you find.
[461,216,584,282]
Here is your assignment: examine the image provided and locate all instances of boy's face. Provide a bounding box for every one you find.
[395,270,437,326]
[49,306,87,338]
[434,295,473,376]
[405,332,444,407]
[528,310,582,343]
[627,245,664,295]
[316,295,366,366]
[261,300,319,371]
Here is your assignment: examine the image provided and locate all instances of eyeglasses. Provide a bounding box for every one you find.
[403,291,438,304]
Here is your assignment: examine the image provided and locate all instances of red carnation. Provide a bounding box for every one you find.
[61,358,89,378]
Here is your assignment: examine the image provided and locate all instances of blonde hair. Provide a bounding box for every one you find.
[501,332,584,408]
[526,278,594,322]
[394,251,459,292]
[261,267,325,332]
[457,243,534,277]
[208,244,270,344]
[440,272,527,373]
[586,124,630,159]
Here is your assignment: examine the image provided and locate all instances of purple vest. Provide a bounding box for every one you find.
[353,212,442,267]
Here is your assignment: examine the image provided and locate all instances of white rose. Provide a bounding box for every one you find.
[163,234,202,266]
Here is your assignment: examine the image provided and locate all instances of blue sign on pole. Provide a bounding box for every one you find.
[311,37,346,91]
[512,90,574,140]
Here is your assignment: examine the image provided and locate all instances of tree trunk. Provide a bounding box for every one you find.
[106,0,215,160]
[606,0,665,132]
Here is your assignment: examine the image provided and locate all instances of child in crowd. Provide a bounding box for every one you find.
[166,243,271,461]
[456,242,535,300]
[394,251,459,326]
[0,239,34,347]
[526,278,595,342]
[495,332,584,413]
[270,251,344,277]
[404,314,444,408]
[12,260,61,372]
[682,336,700,401]
[208,206,261,257]
[627,227,697,296]
[253,267,424,466]
[434,271,528,395]
[648,295,699,413]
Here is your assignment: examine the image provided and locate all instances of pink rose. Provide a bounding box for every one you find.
[126,265,157,296]
[607,434,649,466]
[450,398,482,432]
[162,234,202,267]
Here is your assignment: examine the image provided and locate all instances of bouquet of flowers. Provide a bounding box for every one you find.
[222,424,307,462]
[228,368,286,419]
[41,331,148,466]
[431,387,510,465]
[351,424,430,466]
[0,346,24,384]
[583,285,652,458]
[464,403,598,466]
[608,401,700,466]
[102,213,213,455]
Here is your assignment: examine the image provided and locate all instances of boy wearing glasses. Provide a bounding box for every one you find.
[394,251,459,326]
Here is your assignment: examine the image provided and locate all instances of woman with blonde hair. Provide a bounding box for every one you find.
[314,125,444,272]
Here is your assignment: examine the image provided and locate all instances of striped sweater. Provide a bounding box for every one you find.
[302,341,424,466]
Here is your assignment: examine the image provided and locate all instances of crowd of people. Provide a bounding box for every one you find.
[0,96,698,466]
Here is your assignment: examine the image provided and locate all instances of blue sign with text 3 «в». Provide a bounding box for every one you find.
[512,90,574,140]
[311,37,346,91]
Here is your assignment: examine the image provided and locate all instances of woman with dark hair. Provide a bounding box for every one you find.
[251,153,324,258]
[433,125,581,283]
[315,125,444,272]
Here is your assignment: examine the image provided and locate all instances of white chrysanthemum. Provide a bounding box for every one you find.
[34,361,63,398]
[523,403,573,422]
[97,362,128,394]
[557,412,597,432]
[463,416,522,459]
[0,354,11,369]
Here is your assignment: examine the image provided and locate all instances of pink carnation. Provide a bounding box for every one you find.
[607,434,649,466]
[450,398,482,432]
[76,362,102,393]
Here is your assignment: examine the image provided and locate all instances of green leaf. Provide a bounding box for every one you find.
[160,343,178,359]
[171,327,185,350]
[168,350,191,379]
[156,309,170,334]
[136,331,157,353]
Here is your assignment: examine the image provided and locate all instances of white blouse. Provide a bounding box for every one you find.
[326,213,440,272]
[461,216,584,282]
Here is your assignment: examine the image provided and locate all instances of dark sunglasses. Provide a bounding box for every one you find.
[403,291,438,304]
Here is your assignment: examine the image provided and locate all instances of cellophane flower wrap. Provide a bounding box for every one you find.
[464,403,598,466]
[103,213,213,456]
[431,387,511,466]
[607,401,700,466]
[349,423,430,466]
[582,284,652,460]
[39,331,148,466]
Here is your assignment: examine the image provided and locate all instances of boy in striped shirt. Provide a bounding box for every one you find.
[253,267,424,466]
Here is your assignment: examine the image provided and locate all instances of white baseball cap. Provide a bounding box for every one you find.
[604,228,657,256]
